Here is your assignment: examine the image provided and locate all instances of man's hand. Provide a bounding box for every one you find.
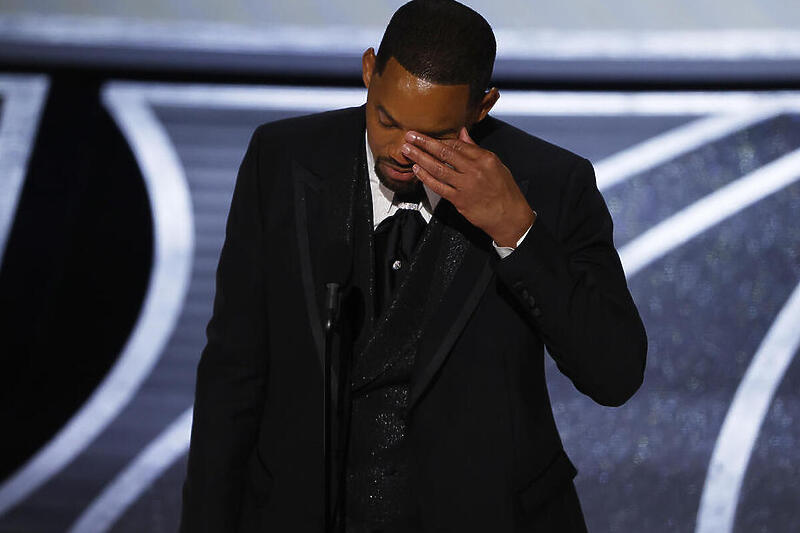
[401,127,535,247]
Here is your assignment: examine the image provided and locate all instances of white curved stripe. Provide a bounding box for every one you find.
[620,147,800,277]
[0,75,49,263]
[0,84,195,515]
[68,408,194,533]
[695,282,800,533]
[595,110,775,191]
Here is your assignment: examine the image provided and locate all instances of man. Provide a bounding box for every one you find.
[180,1,647,532]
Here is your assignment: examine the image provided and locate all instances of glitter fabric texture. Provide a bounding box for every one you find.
[344,201,468,533]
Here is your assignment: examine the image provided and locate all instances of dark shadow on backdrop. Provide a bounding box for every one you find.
[0,72,152,481]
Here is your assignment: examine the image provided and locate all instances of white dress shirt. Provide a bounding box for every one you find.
[365,132,529,258]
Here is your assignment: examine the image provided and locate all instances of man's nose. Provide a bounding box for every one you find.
[390,133,413,166]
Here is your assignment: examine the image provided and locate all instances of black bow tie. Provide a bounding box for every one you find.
[373,186,427,317]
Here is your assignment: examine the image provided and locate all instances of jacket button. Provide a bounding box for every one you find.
[532,307,542,318]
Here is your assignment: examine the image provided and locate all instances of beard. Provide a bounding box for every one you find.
[374,158,422,196]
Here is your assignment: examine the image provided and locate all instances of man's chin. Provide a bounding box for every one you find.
[376,165,420,195]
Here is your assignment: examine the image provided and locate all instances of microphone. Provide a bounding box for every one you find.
[321,240,351,533]
[324,241,352,333]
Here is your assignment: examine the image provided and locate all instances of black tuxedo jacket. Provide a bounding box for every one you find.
[180,105,647,532]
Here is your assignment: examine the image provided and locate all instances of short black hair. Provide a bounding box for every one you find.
[375,0,496,105]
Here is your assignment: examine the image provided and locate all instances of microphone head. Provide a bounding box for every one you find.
[323,241,352,287]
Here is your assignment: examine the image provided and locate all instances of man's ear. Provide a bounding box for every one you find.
[362,48,376,89]
[473,87,499,124]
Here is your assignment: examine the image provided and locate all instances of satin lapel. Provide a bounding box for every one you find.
[292,107,367,374]
[408,178,530,411]
[293,161,326,367]
[407,200,492,410]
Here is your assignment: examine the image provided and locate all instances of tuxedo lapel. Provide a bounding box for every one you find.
[293,161,326,366]
[293,106,367,373]
[406,200,493,410]
[407,176,529,410]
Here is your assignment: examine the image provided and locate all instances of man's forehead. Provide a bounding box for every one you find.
[373,57,471,132]
[377,57,470,99]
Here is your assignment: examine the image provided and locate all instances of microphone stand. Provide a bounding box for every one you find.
[323,282,341,533]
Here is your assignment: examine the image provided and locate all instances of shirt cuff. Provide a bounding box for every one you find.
[492,222,533,259]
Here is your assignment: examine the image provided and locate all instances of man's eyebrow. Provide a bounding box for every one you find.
[377,105,398,124]
[377,104,457,138]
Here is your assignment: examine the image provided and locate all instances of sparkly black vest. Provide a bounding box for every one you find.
[341,165,465,533]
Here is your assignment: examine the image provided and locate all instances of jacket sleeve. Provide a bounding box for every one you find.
[492,157,647,407]
[180,126,269,531]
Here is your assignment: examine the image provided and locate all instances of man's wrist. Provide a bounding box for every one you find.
[491,209,536,259]
[491,206,536,248]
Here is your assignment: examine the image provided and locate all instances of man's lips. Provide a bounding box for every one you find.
[380,161,415,181]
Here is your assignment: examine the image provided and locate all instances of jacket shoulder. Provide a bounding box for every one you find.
[252,106,364,149]
[476,115,587,173]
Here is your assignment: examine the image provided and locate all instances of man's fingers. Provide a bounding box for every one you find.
[440,137,481,159]
[412,163,457,200]
[401,142,460,186]
[405,131,477,166]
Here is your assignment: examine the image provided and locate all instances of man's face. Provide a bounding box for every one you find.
[362,50,475,195]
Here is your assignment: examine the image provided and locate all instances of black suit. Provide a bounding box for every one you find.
[180,105,647,532]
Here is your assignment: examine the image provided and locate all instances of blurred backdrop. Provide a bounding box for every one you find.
[1,1,799,532]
